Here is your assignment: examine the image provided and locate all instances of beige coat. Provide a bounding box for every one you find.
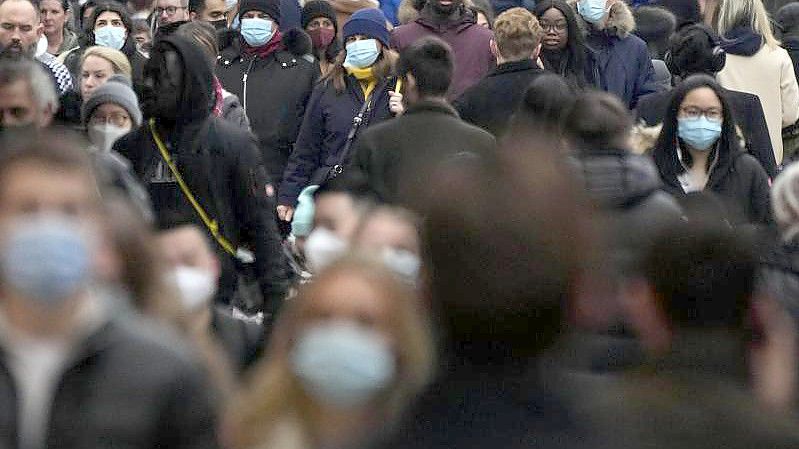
[717,45,799,164]
[327,0,381,29]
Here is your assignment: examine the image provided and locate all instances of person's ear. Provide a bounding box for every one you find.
[489,38,498,59]
[190,10,197,20]
[39,103,55,128]
[35,22,43,38]
[532,42,542,60]
[621,278,672,354]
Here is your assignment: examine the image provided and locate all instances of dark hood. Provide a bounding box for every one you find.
[573,150,664,209]
[152,34,215,124]
[781,35,799,51]
[721,26,763,56]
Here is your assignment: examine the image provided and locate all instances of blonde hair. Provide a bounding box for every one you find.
[715,0,779,49]
[227,257,435,449]
[493,7,543,61]
[324,46,399,94]
[80,46,132,77]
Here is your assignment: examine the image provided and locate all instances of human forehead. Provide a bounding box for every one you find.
[0,0,39,24]
[157,0,185,7]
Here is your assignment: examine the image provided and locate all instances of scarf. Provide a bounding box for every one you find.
[720,26,763,56]
[241,30,284,59]
[212,76,224,117]
[346,66,377,99]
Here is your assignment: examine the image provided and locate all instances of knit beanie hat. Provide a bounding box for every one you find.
[238,0,281,24]
[292,185,319,237]
[772,163,799,241]
[81,75,142,127]
[343,8,389,47]
[302,0,338,31]
[777,2,799,36]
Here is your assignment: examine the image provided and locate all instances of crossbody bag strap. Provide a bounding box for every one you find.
[149,118,238,257]
[329,94,373,177]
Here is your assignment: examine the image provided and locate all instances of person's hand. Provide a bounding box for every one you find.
[277,205,295,222]
[389,91,404,116]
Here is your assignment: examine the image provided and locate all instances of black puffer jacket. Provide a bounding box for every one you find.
[572,149,683,276]
[216,29,319,183]
[115,35,288,312]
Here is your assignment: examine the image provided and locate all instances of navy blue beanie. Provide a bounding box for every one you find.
[343,8,389,47]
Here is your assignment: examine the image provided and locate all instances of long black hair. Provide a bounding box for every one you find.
[652,74,741,178]
[534,0,587,88]
[86,2,136,58]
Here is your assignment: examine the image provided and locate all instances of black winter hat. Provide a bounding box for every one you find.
[302,0,337,31]
[777,2,799,35]
[239,0,282,24]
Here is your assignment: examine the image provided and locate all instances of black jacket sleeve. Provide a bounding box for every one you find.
[229,129,289,313]
[741,95,778,178]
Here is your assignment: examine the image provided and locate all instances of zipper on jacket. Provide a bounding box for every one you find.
[242,57,256,112]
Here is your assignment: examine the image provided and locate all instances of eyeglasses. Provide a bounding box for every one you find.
[155,5,187,16]
[679,106,723,122]
[90,112,131,127]
[540,21,567,32]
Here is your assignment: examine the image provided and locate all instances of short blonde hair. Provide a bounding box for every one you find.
[493,7,543,61]
[80,46,132,78]
[716,0,778,49]
[227,257,435,449]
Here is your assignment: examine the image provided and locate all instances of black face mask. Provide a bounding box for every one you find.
[209,18,228,30]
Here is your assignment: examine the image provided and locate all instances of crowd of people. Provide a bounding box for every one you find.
[3,0,799,446]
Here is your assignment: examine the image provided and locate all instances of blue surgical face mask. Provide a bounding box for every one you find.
[577,0,607,24]
[240,17,275,47]
[1,217,92,305]
[291,320,396,408]
[678,116,723,151]
[94,25,127,50]
[344,39,380,69]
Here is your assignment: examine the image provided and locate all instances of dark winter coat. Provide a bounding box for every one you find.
[636,88,778,178]
[350,100,496,206]
[115,35,288,310]
[571,148,683,276]
[0,315,218,449]
[657,149,771,225]
[278,75,396,206]
[453,59,546,137]
[216,29,318,183]
[781,36,799,93]
[582,1,660,109]
[211,307,266,374]
[391,6,495,100]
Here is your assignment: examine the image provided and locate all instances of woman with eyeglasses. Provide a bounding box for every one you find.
[533,0,594,89]
[652,75,771,225]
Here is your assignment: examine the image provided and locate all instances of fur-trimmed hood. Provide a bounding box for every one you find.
[569,0,636,38]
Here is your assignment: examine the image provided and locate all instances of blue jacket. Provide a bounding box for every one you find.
[279,75,395,205]
[582,2,660,109]
[380,0,402,25]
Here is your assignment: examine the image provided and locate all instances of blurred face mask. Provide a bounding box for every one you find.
[344,39,380,69]
[1,217,92,306]
[88,123,129,152]
[381,247,420,284]
[305,227,347,273]
[240,17,275,47]
[94,26,127,50]
[678,116,722,151]
[308,27,335,49]
[173,266,216,311]
[291,320,396,408]
[577,0,607,24]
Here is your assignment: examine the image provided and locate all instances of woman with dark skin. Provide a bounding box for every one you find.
[534,0,593,88]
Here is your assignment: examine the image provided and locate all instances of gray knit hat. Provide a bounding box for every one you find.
[81,75,142,127]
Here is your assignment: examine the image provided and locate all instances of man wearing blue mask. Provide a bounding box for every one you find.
[216,0,318,187]
[577,0,659,109]
[0,131,218,449]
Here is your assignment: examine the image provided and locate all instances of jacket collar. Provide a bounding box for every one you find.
[405,99,459,117]
[490,59,543,76]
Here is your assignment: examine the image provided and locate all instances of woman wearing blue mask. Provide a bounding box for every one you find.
[60,2,147,92]
[227,257,434,449]
[278,8,399,222]
[216,0,319,187]
[652,75,771,225]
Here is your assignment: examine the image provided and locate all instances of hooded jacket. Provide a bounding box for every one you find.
[391,5,495,100]
[217,28,318,184]
[580,1,660,109]
[572,149,683,276]
[717,27,799,163]
[115,35,289,312]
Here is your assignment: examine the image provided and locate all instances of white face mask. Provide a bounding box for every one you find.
[381,247,421,284]
[88,123,130,152]
[173,266,217,311]
[305,227,348,274]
